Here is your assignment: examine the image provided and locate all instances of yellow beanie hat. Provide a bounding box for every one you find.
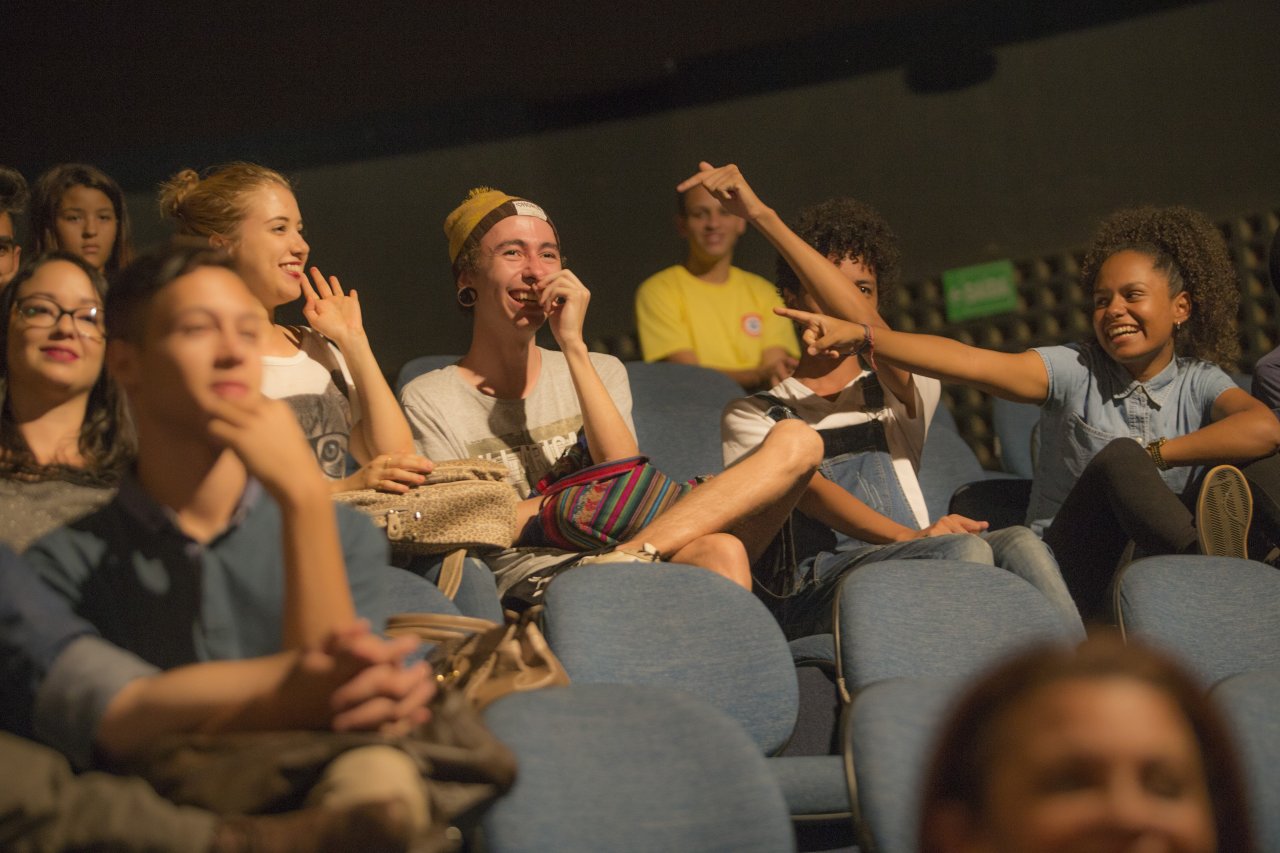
[444,187,558,278]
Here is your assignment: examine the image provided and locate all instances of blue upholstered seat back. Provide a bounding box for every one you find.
[382,566,461,617]
[991,396,1041,478]
[625,360,744,482]
[918,404,1011,522]
[481,684,796,853]
[1211,668,1280,852]
[541,562,799,755]
[1115,555,1280,687]
[395,354,458,392]
[835,559,1078,697]
[848,678,958,853]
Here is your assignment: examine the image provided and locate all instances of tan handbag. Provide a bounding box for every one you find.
[386,607,570,710]
[334,458,518,566]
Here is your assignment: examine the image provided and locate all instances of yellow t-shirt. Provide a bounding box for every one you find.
[635,265,800,371]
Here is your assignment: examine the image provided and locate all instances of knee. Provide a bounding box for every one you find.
[686,533,751,589]
[916,532,993,563]
[1091,438,1149,478]
[987,525,1057,568]
[701,531,750,570]
[935,533,993,564]
[765,419,823,474]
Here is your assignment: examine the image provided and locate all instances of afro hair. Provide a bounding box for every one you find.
[1080,205,1239,372]
[775,197,901,309]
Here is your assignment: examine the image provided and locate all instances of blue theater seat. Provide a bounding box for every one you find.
[481,684,796,853]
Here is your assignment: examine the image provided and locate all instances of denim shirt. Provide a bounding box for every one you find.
[1027,341,1234,536]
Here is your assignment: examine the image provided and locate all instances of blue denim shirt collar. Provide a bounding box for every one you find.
[115,469,262,544]
[1103,352,1180,409]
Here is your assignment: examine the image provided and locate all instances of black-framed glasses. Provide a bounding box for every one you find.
[14,296,104,340]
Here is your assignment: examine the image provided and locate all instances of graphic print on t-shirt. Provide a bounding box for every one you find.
[462,414,581,497]
[283,384,353,479]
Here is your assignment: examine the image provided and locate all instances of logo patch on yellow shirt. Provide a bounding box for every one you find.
[742,313,763,337]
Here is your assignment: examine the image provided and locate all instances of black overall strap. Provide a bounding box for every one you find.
[754,374,891,460]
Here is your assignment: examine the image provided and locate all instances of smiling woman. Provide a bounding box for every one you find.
[30,164,134,277]
[0,252,132,550]
[159,164,428,493]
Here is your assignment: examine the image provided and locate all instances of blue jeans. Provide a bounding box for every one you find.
[980,526,1083,635]
[401,554,503,622]
[769,528,1080,639]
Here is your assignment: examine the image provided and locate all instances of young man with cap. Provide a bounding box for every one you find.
[400,187,822,598]
[635,176,800,390]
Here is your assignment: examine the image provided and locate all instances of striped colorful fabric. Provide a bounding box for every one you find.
[538,455,695,551]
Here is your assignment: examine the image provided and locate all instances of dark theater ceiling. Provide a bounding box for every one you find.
[9,0,1200,187]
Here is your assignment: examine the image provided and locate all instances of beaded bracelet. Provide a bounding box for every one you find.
[861,323,878,372]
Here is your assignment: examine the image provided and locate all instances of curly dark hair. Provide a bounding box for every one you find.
[775,197,901,309]
[0,252,133,485]
[1080,205,1239,372]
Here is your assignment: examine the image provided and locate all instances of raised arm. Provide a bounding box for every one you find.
[798,472,988,542]
[677,161,915,403]
[206,396,356,648]
[301,267,420,461]
[776,304,1051,404]
[539,268,640,462]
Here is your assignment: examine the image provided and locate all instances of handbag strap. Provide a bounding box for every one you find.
[437,549,466,599]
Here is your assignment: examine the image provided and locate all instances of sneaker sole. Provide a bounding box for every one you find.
[1196,465,1252,559]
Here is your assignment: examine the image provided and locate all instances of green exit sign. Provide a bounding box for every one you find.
[943,260,1018,322]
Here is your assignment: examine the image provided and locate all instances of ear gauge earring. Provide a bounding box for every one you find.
[456,287,478,308]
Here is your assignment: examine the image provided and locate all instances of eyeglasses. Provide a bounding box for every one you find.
[14,296,104,340]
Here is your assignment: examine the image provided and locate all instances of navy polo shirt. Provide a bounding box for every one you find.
[25,474,389,669]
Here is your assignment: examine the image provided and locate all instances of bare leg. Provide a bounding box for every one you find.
[616,419,822,564]
[668,532,751,589]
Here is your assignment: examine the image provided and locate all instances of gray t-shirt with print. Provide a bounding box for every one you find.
[399,348,635,592]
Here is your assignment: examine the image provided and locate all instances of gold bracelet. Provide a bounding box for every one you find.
[1146,437,1169,471]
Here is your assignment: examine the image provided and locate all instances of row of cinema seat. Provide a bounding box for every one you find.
[385,358,1279,852]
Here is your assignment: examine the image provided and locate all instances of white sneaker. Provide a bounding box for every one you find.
[574,542,663,565]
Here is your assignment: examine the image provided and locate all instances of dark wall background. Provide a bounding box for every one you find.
[11,0,1279,380]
